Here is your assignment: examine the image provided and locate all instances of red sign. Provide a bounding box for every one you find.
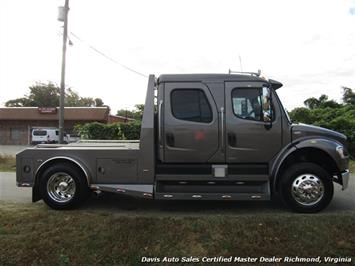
[38,107,57,114]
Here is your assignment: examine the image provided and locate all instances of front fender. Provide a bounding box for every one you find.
[270,142,297,189]
[294,138,347,170]
[271,137,347,191]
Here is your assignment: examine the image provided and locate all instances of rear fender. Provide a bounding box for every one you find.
[32,156,91,202]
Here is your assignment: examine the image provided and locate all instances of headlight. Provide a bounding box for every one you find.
[336,145,348,159]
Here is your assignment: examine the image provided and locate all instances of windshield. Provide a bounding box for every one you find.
[274,90,291,124]
[33,130,47,136]
[284,107,292,123]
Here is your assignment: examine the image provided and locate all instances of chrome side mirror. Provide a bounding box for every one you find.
[262,86,272,123]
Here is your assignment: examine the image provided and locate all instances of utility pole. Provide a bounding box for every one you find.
[58,0,69,143]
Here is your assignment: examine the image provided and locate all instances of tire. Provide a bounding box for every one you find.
[280,162,333,213]
[39,163,90,210]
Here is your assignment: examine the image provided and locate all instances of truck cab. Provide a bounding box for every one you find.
[16,73,350,213]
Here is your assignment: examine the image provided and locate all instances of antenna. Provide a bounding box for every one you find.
[228,55,262,77]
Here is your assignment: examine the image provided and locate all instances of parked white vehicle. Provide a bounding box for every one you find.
[64,133,80,143]
[31,128,59,144]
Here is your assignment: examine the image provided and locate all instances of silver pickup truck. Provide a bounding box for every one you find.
[16,73,350,212]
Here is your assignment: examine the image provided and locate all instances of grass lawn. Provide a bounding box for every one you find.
[0,155,16,172]
[0,201,354,265]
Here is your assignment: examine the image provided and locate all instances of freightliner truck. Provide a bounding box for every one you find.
[16,73,350,212]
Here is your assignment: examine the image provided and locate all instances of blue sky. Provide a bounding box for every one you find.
[350,0,355,14]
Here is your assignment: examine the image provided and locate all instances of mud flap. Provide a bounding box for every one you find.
[32,184,42,202]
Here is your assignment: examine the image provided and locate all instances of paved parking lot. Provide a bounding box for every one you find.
[1,171,354,214]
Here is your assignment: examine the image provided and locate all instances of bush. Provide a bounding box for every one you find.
[74,121,141,140]
[120,121,141,140]
[289,100,355,157]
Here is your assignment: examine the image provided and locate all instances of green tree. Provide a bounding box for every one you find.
[5,82,60,107]
[289,87,355,157]
[303,97,320,109]
[342,86,355,105]
[133,104,144,120]
[116,104,144,120]
[5,97,33,107]
[5,82,106,108]
[116,109,135,118]
[74,121,140,140]
[95,98,104,106]
[321,100,340,108]
[288,107,314,124]
[304,94,340,109]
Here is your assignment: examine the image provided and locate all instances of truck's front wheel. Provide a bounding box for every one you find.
[39,163,90,210]
[280,162,334,213]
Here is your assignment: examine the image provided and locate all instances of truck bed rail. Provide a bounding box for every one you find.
[77,139,139,143]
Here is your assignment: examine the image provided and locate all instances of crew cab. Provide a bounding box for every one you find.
[16,73,350,212]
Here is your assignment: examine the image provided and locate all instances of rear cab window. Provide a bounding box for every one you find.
[171,89,212,123]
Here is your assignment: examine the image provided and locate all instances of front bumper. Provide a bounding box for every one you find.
[340,169,350,190]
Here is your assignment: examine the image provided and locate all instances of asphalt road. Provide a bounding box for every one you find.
[1,171,354,214]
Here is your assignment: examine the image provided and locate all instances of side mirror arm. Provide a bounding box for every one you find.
[262,85,273,129]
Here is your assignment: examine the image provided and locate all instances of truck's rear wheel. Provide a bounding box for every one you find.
[280,162,333,213]
[39,163,90,210]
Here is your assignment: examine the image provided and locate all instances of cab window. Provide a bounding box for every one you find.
[171,89,212,123]
[232,88,263,121]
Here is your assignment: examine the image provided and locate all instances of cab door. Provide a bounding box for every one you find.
[162,82,219,163]
[225,82,282,163]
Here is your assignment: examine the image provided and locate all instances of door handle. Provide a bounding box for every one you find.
[158,100,163,145]
[220,107,224,152]
[98,166,105,175]
[166,133,175,147]
[228,132,237,147]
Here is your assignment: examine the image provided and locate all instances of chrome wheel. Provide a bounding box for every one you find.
[291,174,324,206]
[47,172,76,203]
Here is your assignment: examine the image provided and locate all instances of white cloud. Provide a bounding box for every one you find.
[1,0,354,112]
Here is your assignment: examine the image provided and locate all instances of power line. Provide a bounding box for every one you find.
[69,32,148,78]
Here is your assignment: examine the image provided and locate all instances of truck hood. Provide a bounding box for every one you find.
[291,123,347,146]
